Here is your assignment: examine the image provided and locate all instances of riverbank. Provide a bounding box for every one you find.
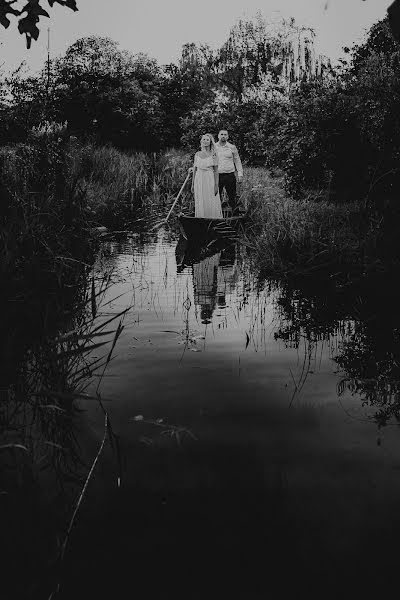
[2,169,400,597]
[241,168,400,280]
[68,143,400,282]
[44,231,400,600]
[3,134,399,299]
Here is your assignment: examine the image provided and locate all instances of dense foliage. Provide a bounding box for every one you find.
[1,14,399,203]
[276,18,400,200]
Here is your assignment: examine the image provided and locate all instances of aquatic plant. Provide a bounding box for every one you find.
[241,167,368,278]
[67,144,192,226]
[0,262,129,600]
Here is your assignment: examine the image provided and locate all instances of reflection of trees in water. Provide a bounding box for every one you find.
[335,324,400,428]
[270,275,400,425]
[0,265,126,599]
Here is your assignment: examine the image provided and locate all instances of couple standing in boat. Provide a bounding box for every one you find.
[191,129,244,218]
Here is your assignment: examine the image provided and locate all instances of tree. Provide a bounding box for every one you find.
[387,0,400,42]
[194,14,331,102]
[0,64,49,144]
[159,43,215,147]
[51,36,164,150]
[210,14,295,100]
[349,16,399,75]
[0,0,78,48]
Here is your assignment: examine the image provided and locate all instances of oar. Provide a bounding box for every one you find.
[151,169,192,230]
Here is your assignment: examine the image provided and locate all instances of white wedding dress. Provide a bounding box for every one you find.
[193,153,223,219]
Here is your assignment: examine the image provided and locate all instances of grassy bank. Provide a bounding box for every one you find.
[68,143,394,281]
[70,145,192,227]
[0,126,94,293]
[0,131,133,594]
[240,167,395,280]
[68,143,398,280]
[0,260,129,599]
[2,131,396,291]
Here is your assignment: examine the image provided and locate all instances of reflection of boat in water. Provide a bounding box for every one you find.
[175,234,233,273]
[177,213,246,244]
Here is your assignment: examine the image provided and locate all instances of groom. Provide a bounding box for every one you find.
[215,129,244,214]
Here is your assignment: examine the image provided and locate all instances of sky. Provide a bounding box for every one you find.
[0,0,391,75]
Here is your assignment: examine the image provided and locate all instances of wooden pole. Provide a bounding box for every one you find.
[164,170,191,222]
[151,169,192,231]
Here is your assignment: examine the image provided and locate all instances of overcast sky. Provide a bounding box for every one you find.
[0,0,390,74]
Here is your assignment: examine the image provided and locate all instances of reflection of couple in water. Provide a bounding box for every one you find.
[192,245,237,324]
[175,233,237,324]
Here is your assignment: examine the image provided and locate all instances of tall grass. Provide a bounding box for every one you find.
[69,145,192,226]
[69,144,153,226]
[145,148,192,211]
[1,126,384,283]
[241,168,365,277]
[1,135,196,598]
[0,258,129,600]
[0,126,94,293]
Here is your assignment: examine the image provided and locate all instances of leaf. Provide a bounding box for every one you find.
[38,404,66,412]
[0,443,29,453]
[105,319,124,364]
[18,16,40,48]
[37,389,111,402]
[0,0,20,29]
[48,0,78,11]
[90,306,131,334]
[21,1,50,18]
[55,329,117,343]
[91,275,97,319]
[43,441,66,450]
[57,339,109,359]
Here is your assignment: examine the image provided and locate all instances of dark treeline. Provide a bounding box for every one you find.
[1,13,399,202]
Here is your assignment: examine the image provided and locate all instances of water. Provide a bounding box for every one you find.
[3,228,400,599]
[66,229,400,598]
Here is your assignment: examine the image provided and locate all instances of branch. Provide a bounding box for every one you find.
[0,0,78,48]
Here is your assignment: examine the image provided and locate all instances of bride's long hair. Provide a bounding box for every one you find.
[200,133,218,159]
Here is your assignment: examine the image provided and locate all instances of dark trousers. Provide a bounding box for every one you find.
[218,172,237,210]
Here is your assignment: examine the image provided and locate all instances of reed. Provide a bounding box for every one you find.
[69,144,153,226]
[0,129,94,293]
[241,168,364,277]
[69,145,192,225]
[0,257,129,599]
[146,148,192,208]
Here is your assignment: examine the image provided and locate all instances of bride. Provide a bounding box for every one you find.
[191,133,223,219]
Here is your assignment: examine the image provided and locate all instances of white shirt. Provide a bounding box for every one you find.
[216,141,243,177]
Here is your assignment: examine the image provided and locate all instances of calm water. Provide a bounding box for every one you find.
[62,229,400,598]
[4,227,400,599]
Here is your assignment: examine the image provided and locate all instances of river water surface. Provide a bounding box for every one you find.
[5,226,400,599]
[52,227,400,599]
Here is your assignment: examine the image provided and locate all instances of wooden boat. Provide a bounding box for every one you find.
[177,212,246,242]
